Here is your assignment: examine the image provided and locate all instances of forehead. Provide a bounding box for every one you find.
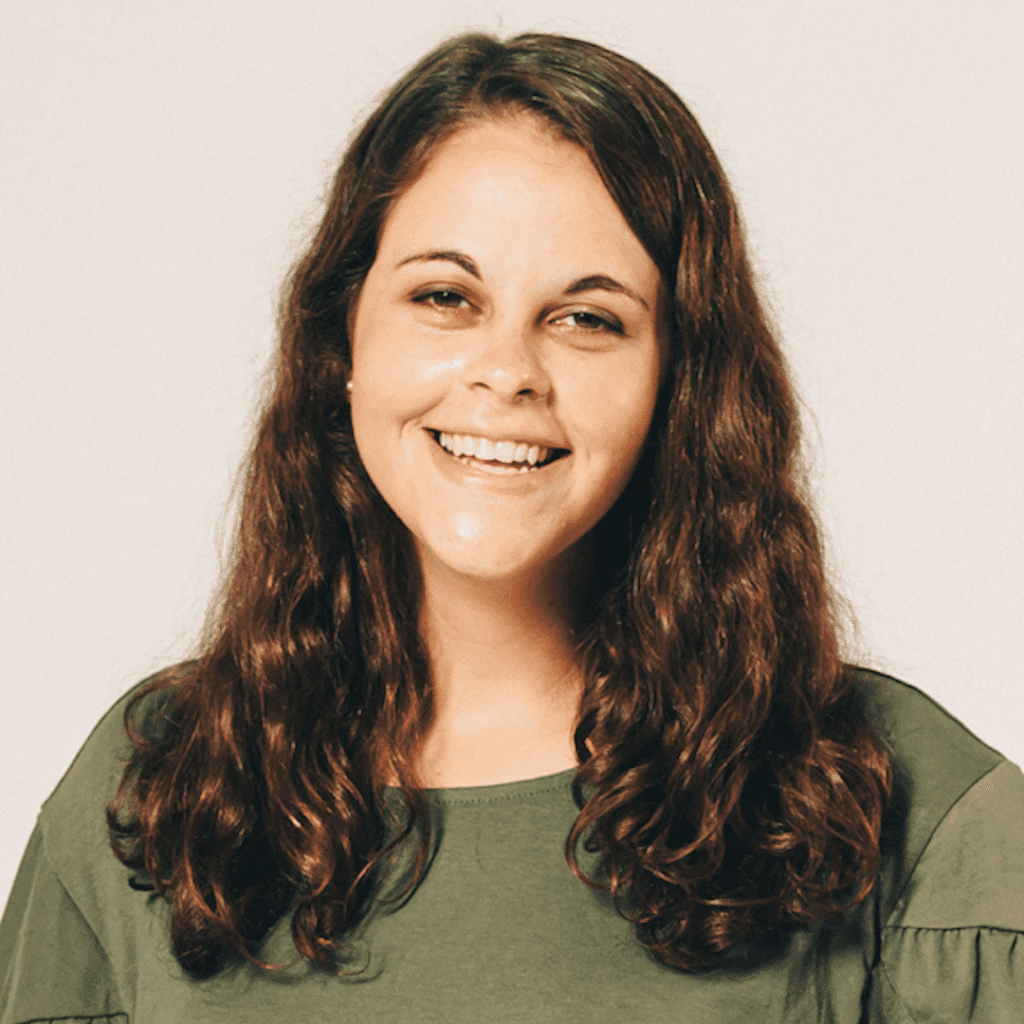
[376,116,658,288]
[411,111,587,191]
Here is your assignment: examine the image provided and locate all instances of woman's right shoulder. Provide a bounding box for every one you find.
[1,666,196,1020]
[38,662,194,848]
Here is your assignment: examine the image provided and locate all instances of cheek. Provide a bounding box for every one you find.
[350,338,436,438]
[589,380,661,512]
[352,311,460,416]
[565,361,659,459]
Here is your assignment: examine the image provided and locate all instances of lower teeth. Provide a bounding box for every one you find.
[455,454,537,472]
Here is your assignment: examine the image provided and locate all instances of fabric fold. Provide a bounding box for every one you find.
[879,926,1022,1022]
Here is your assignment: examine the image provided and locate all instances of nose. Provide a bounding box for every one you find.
[462,319,551,403]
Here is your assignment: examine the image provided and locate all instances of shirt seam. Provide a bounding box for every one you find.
[37,832,129,1017]
[874,954,920,1024]
[7,1016,129,1023]
[883,757,1008,921]
[882,923,1024,935]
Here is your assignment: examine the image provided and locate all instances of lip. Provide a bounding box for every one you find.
[425,427,570,487]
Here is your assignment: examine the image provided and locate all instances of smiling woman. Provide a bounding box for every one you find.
[1,31,1022,1024]
[349,116,667,787]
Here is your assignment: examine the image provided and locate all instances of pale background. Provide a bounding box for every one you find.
[2,0,1021,908]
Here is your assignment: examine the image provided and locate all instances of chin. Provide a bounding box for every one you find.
[416,529,558,584]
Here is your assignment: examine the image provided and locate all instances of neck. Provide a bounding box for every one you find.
[411,537,594,782]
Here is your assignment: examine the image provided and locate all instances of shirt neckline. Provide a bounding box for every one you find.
[383,764,580,803]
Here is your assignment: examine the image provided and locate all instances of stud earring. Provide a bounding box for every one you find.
[346,380,353,393]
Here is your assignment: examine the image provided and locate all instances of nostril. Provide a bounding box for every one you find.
[514,386,544,402]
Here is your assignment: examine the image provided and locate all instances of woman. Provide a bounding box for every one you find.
[1,31,1020,1022]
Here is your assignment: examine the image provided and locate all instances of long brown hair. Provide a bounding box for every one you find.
[108,32,892,979]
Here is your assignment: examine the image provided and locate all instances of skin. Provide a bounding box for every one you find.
[349,115,668,786]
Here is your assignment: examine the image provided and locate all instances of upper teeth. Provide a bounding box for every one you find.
[437,432,551,466]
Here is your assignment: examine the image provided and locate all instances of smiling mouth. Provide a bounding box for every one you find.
[429,430,570,472]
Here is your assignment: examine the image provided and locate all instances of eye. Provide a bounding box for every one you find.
[554,310,623,334]
[412,289,472,310]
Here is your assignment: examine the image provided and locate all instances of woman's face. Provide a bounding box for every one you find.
[349,115,667,585]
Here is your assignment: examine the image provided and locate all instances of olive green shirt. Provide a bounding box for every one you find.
[2,669,1022,1022]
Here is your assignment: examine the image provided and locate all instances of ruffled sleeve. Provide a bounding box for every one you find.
[0,822,127,1023]
[875,759,1024,1021]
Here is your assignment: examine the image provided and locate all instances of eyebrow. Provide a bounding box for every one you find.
[394,249,650,311]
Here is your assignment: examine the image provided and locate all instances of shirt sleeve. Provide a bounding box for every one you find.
[874,759,1024,1022]
[0,823,127,1024]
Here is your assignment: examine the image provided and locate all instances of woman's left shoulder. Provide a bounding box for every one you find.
[849,667,1024,1019]
[848,667,1009,856]
[848,666,1006,779]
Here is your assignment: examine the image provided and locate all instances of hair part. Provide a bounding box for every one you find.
[108,31,891,979]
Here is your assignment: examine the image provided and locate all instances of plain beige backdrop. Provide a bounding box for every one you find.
[2,0,1022,908]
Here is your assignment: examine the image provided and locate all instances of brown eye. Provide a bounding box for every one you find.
[415,290,470,309]
[556,310,622,333]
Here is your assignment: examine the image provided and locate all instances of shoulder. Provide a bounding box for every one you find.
[38,664,190,882]
[848,667,1013,901]
[853,664,1022,916]
[2,666,192,1014]
[849,665,1005,787]
[848,669,1024,1018]
[848,666,1007,890]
